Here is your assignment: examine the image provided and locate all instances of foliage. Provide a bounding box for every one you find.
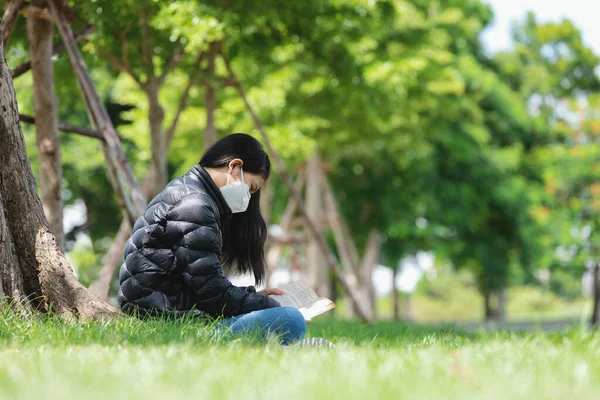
[495,14,600,285]
[5,0,600,312]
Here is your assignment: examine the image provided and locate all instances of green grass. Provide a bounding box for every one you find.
[1,312,600,399]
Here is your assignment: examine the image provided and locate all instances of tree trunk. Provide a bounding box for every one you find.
[1,0,24,48]
[87,219,131,299]
[204,41,218,151]
[496,288,507,322]
[359,230,379,320]
[12,24,95,80]
[145,81,167,197]
[403,294,413,321]
[260,181,271,231]
[0,38,117,318]
[27,4,64,250]
[483,289,495,321]
[482,290,504,322]
[305,152,330,298]
[260,180,271,275]
[265,172,304,283]
[592,263,600,328]
[0,188,25,300]
[392,265,400,320]
[324,175,357,317]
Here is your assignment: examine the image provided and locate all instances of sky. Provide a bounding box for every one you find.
[481,0,599,53]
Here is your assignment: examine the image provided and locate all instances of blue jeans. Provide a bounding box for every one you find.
[218,307,306,345]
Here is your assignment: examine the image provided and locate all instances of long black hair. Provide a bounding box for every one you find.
[200,133,271,284]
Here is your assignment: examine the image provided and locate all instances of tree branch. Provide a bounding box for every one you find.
[159,40,184,83]
[120,29,132,72]
[140,7,155,80]
[269,231,308,245]
[11,25,94,79]
[99,49,144,87]
[19,113,106,141]
[166,51,205,146]
[193,76,237,88]
[106,22,133,71]
[1,0,25,48]
[204,42,218,151]
[19,4,53,20]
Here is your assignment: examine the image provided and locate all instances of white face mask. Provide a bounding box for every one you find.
[220,167,251,213]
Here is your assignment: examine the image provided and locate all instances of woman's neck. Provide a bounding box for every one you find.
[203,166,225,189]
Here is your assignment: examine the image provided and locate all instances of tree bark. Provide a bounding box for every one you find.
[12,24,94,79]
[204,42,218,151]
[592,263,600,328]
[260,180,271,273]
[0,35,117,318]
[496,288,506,322]
[324,173,377,319]
[392,265,400,320]
[324,174,360,317]
[265,172,304,282]
[403,294,413,321]
[27,4,64,250]
[359,230,379,319]
[1,0,24,48]
[324,175,359,277]
[305,152,330,298]
[87,219,131,299]
[0,188,25,300]
[482,290,504,321]
[20,113,105,140]
[260,180,271,232]
[145,81,167,197]
[483,289,495,321]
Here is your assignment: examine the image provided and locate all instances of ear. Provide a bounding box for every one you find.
[228,158,244,171]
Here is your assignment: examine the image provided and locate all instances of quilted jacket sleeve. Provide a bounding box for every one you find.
[158,192,279,317]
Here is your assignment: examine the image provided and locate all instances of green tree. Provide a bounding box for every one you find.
[494,13,600,306]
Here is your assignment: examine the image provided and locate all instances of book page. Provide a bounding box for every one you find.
[269,281,336,319]
[270,281,320,309]
[298,297,336,320]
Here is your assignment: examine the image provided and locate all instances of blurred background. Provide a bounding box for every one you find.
[5,0,600,327]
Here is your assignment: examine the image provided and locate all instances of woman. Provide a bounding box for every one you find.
[118,133,306,345]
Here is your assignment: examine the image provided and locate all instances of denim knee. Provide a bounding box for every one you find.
[277,307,306,344]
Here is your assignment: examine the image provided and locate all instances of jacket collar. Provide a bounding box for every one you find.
[190,164,232,219]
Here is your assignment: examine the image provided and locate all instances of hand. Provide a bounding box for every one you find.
[259,288,284,296]
[305,318,312,324]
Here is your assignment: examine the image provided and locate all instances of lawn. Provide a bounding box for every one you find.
[1,312,599,399]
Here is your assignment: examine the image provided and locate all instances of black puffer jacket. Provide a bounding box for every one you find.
[118,165,279,318]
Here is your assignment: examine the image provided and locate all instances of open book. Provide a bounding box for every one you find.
[269,281,335,320]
